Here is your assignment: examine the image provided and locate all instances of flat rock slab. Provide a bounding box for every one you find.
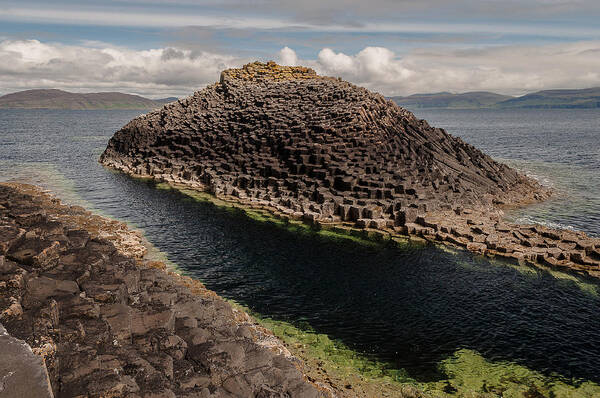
[0,183,333,398]
[0,323,53,398]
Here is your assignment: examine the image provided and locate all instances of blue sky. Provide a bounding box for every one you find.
[1,0,600,97]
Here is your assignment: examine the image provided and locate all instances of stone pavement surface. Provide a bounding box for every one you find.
[0,183,332,398]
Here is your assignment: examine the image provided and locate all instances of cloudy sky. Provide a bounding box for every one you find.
[1,0,600,98]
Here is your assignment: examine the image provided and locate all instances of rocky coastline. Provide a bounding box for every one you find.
[0,182,341,397]
[100,61,600,279]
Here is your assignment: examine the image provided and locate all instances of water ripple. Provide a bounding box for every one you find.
[1,109,599,383]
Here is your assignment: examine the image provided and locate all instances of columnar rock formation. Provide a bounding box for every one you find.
[0,183,331,397]
[100,61,600,277]
[101,61,541,220]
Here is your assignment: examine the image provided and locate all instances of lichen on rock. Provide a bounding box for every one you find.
[220,61,322,83]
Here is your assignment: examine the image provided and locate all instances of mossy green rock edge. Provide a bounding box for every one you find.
[153,180,600,398]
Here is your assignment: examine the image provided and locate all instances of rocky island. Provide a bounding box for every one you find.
[100,61,600,278]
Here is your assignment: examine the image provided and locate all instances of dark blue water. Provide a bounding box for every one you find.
[414,108,600,237]
[1,109,599,384]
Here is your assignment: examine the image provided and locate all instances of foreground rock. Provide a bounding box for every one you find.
[100,61,599,278]
[0,183,333,397]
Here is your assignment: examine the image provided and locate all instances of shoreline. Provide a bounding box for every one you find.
[0,182,341,397]
[2,182,600,397]
[100,160,600,280]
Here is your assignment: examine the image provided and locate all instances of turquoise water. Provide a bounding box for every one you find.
[0,108,599,386]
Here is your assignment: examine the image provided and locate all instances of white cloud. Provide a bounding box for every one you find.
[2,4,600,37]
[280,42,600,96]
[0,6,292,30]
[317,48,355,74]
[0,40,246,97]
[313,47,414,88]
[277,46,298,66]
[2,39,600,98]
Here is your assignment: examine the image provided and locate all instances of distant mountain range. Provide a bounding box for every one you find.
[391,87,600,109]
[0,89,177,110]
[3,87,598,111]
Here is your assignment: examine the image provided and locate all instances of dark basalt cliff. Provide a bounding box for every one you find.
[101,62,600,278]
[101,61,542,221]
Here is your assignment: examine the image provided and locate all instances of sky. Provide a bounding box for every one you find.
[1,0,600,98]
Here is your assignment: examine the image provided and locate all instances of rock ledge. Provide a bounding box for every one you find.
[0,183,333,398]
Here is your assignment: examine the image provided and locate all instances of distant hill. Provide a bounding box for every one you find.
[497,88,600,109]
[391,87,600,109]
[156,97,179,104]
[390,91,513,109]
[0,89,178,110]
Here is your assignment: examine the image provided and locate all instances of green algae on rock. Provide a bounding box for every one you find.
[429,349,600,397]
[231,301,600,398]
[156,181,417,249]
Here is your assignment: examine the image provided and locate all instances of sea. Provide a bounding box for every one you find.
[0,108,599,389]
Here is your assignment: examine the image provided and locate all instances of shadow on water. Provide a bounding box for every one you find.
[98,176,600,384]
